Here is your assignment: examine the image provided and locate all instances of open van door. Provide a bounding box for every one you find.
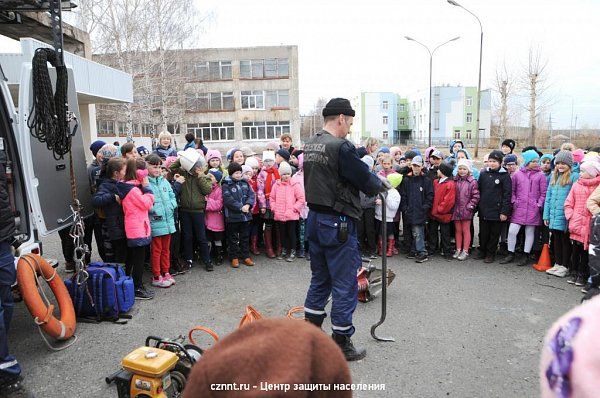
[17,64,92,237]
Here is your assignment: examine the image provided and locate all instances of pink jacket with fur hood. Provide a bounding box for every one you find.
[565,175,600,249]
[205,183,225,232]
[269,179,305,221]
[119,180,154,244]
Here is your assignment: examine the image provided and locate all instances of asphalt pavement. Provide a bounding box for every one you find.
[9,234,583,397]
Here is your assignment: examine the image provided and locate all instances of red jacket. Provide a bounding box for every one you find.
[431,177,456,223]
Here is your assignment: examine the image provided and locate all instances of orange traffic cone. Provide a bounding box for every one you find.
[533,243,552,272]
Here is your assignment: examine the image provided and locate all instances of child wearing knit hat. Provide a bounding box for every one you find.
[452,159,480,260]
[375,174,402,258]
[544,150,580,278]
[205,168,226,266]
[499,150,548,267]
[269,162,305,262]
[429,161,456,259]
[563,160,600,288]
[477,149,512,263]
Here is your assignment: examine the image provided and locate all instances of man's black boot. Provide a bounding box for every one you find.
[332,333,367,361]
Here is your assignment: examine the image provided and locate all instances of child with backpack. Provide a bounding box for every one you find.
[270,162,305,262]
[499,150,548,267]
[117,158,155,300]
[477,150,512,263]
[92,156,128,264]
[375,174,402,257]
[452,159,480,260]
[544,150,580,278]
[429,162,456,260]
[222,162,256,268]
[169,148,213,271]
[399,156,434,263]
[145,154,178,288]
[205,169,225,266]
[564,161,600,287]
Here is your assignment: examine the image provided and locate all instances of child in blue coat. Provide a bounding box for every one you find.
[146,154,178,288]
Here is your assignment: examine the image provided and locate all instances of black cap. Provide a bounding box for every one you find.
[438,162,454,178]
[276,148,290,161]
[502,139,516,152]
[521,145,543,157]
[322,98,355,117]
[489,150,504,163]
[228,162,242,176]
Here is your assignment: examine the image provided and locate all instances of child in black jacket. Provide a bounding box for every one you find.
[400,156,434,263]
[477,150,512,263]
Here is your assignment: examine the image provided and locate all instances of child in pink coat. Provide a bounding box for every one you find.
[270,161,305,262]
[117,157,155,299]
[205,168,225,265]
[291,154,309,258]
[564,161,600,286]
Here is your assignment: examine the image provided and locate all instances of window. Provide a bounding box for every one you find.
[97,120,114,136]
[399,117,405,125]
[382,101,388,110]
[188,61,232,81]
[240,58,289,79]
[142,124,156,137]
[382,116,388,125]
[466,96,473,106]
[399,104,405,112]
[434,114,439,130]
[382,131,388,140]
[265,90,289,108]
[466,130,472,139]
[242,121,290,140]
[167,124,180,135]
[454,130,461,139]
[413,116,416,125]
[187,123,234,142]
[241,91,265,109]
[116,122,126,136]
[466,113,473,123]
[186,92,233,112]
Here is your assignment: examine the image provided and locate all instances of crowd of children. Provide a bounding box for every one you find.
[81,132,600,300]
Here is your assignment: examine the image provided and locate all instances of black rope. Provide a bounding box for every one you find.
[27,48,73,160]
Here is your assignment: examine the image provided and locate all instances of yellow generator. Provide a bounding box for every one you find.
[107,336,202,398]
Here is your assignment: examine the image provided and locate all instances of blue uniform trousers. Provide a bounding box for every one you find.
[304,212,361,336]
[0,242,20,381]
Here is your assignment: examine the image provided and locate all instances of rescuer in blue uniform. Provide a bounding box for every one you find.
[303,98,387,361]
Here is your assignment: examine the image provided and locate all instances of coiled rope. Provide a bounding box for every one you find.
[26,47,73,161]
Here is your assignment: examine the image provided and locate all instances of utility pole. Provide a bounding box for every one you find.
[548,113,552,144]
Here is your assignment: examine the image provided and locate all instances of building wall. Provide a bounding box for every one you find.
[94,45,300,152]
[359,92,398,146]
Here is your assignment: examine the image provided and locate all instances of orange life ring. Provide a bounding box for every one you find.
[16,254,76,340]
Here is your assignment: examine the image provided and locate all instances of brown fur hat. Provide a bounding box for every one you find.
[183,318,352,398]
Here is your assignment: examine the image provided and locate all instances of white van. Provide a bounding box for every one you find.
[0,64,92,259]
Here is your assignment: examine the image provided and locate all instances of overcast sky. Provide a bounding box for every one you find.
[1,0,598,129]
[197,0,600,129]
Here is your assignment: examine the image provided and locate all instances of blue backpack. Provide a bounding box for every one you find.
[65,262,135,322]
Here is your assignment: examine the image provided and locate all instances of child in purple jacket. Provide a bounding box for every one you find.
[500,150,548,266]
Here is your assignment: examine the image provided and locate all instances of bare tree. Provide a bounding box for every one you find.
[76,0,208,142]
[300,97,328,141]
[521,46,553,146]
[493,61,515,142]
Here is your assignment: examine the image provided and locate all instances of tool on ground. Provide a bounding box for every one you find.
[106,335,212,398]
[371,191,395,342]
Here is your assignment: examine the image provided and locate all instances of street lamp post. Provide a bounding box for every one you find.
[405,36,460,147]
[448,0,483,157]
